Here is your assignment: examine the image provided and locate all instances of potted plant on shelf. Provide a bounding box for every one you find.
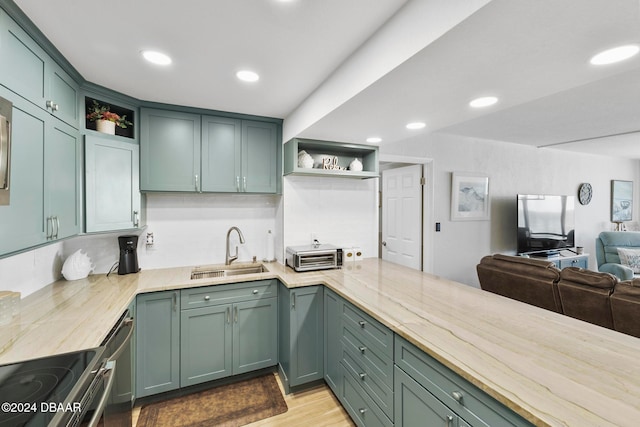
[86,100,132,135]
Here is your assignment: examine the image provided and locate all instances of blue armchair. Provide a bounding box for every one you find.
[595,231,640,280]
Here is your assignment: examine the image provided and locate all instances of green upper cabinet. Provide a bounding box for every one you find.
[201,115,242,192]
[141,107,281,194]
[0,9,79,128]
[85,135,142,232]
[242,120,279,193]
[140,108,201,192]
[45,119,80,240]
[0,87,79,255]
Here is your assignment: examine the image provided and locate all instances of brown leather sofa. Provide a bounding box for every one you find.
[477,255,639,338]
[610,279,640,338]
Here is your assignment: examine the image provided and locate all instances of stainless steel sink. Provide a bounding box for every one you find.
[190,264,266,280]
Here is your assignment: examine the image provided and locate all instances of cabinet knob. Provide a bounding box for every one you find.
[204,295,210,301]
[359,372,366,380]
[446,415,454,426]
[358,408,367,415]
[451,391,463,403]
[358,346,367,354]
[253,290,259,294]
[52,103,59,111]
[358,320,366,328]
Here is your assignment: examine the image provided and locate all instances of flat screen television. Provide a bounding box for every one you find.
[517,194,575,255]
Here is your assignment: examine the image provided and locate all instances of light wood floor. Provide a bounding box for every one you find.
[132,373,355,427]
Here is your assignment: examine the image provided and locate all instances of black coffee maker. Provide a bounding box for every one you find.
[118,235,140,275]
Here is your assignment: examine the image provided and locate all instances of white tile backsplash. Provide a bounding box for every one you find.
[0,242,64,297]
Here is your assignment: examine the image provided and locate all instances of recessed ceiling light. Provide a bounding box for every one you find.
[469,96,498,108]
[236,70,260,82]
[366,137,382,143]
[141,50,172,66]
[406,122,426,130]
[590,45,639,65]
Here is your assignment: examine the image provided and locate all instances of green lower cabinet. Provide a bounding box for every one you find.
[180,304,233,387]
[395,336,533,427]
[324,288,343,394]
[341,367,393,427]
[136,291,180,398]
[395,366,469,427]
[180,294,278,388]
[278,284,324,393]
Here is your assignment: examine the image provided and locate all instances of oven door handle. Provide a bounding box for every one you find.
[108,317,134,362]
[88,360,117,427]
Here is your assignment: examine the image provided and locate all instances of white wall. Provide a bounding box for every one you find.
[283,175,378,258]
[381,132,640,287]
[0,242,64,297]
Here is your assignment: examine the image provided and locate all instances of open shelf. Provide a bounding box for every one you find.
[284,138,379,179]
[84,96,135,139]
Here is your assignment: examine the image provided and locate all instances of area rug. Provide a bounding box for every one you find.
[137,374,288,427]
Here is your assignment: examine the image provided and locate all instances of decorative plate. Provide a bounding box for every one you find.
[578,183,592,205]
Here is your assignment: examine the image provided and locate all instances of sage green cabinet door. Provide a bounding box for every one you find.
[395,366,463,427]
[45,120,80,240]
[0,91,45,254]
[0,9,47,110]
[279,285,324,391]
[201,115,241,192]
[140,108,201,192]
[0,10,78,128]
[242,120,278,193]
[85,135,141,232]
[233,298,278,375]
[324,288,343,394]
[180,304,232,387]
[136,291,180,398]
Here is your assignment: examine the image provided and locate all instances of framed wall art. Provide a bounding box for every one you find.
[451,172,490,221]
[611,180,633,222]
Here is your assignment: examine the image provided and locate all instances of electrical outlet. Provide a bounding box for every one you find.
[146,232,154,246]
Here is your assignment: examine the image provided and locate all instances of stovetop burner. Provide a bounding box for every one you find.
[0,349,103,426]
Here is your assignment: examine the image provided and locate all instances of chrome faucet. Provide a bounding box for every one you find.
[225,226,246,265]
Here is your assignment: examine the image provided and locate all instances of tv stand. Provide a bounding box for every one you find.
[526,251,588,269]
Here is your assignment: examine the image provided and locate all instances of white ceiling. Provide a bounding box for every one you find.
[12,0,640,158]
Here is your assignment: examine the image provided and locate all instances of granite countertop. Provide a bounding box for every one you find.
[1,258,639,426]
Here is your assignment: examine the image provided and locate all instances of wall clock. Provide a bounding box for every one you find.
[578,183,592,205]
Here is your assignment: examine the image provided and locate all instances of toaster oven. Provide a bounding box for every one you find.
[286,244,342,272]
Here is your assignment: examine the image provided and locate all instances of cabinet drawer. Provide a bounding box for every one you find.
[342,344,394,420]
[342,301,393,359]
[341,365,393,427]
[181,280,277,309]
[342,324,393,388]
[559,256,587,270]
[395,336,533,427]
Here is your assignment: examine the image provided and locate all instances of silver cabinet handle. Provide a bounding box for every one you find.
[46,100,54,110]
[194,174,199,192]
[292,292,296,310]
[452,391,463,403]
[234,306,238,323]
[52,103,59,111]
[204,295,210,301]
[54,216,60,239]
[173,292,177,312]
[358,346,367,354]
[133,210,139,227]
[236,176,240,192]
[358,408,367,415]
[243,176,247,192]
[46,217,53,239]
[358,320,366,328]
[252,289,258,295]
[359,372,366,380]
[446,415,454,427]
[226,307,231,324]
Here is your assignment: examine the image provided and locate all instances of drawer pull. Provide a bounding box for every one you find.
[359,372,366,380]
[451,391,463,403]
[204,296,210,301]
[253,289,259,294]
[446,415,454,426]
[358,408,367,415]
[358,320,367,328]
[358,346,367,354]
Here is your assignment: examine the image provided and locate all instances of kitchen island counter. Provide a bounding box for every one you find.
[1,259,638,426]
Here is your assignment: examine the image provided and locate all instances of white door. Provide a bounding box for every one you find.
[381,165,422,270]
